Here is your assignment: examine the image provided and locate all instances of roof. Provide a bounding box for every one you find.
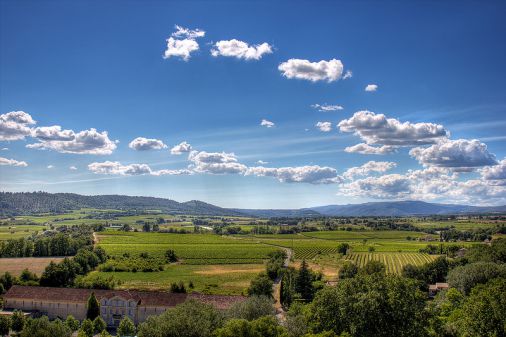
[435,283,449,288]
[3,286,246,309]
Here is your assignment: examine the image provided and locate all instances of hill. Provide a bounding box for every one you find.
[0,192,243,216]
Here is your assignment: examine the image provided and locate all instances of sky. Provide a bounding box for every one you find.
[1,0,506,209]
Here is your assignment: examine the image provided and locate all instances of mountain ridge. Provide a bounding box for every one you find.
[1,192,505,217]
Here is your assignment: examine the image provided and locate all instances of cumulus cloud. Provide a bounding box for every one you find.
[315,121,332,132]
[480,158,506,182]
[163,25,205,61]
[211,39,272,60]
[163,38,200,61]
[338,111,449,146]
[365,84,378,92]
[344,143,397,155]
[47,165,54,169]
[69,166,78,170]
[0,156,28,167]
[246,165,342,184]
[27,128,117,155]
[128,137,167,151]
[341,173,412,199]
[311,104,343,112]
[32,126,75,141]
[0,111,36,141]
[188,150,247,174]
[257,160,268,165]
[343,161,397,179]
[172,25,206,39]
[409,139,498,168]
[88,161,191,176]
[170,141,193,155]
[260,119,275,128]
[278,58,344,82]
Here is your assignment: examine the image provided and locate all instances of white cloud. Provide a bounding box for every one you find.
[341,173,412,199]
[365,84,378,92]
[211,39,272,60]
[409,139,498,168]
[163,37,200,61]
[257,160,268,165]
[163,25,205,61]
[128,137,167,151]
[188,150,247,174]
[69,166,78,170]
[88,161,191,176]
[480,158,506,182]
[338,111,449,146]
[27,128,117,155]
[315,121,332,132]
[0,156,28,167]
[171,25,206,39]
[32,125,75,141]
[0,111,36,141]
[343,70,353,80]
[260,119,275,128]
[311,104,344,112]
[343,161,397,179]
[344,143,397,155]
[278,58,344,82]
[2,148,8,151]
[47,165,54,169]
[170,141,193,155]
[247,165,342,184]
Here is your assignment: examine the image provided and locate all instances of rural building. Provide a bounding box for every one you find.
[428,282,449,297]
[2,286,245,327]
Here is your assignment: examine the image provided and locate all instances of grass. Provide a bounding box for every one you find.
[0,225,48,241]
[90,263,264,295]
[344,252,439,274]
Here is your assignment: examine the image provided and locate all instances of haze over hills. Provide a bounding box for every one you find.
[1,192,506,217]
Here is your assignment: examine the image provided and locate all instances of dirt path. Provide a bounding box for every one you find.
[273,247,292,320]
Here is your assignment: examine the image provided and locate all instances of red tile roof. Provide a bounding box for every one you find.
[3,286,246,309]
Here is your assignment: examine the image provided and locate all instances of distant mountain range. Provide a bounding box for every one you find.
[1,192,505,217]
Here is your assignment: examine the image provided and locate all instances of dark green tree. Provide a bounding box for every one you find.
[165,249,178,263]
[11,310,25,332]
[248,273,273,298]
[337,243,350,255]
[0,315,11,337]
[295,260,314,302]
[65,315,80,332]
[118,317,136,337]
[338,261,358,279]
[93,316,107,333]
[80,319,94,337]
[86,292,100,320]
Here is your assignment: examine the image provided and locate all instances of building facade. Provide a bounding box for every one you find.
[3,285,245,327]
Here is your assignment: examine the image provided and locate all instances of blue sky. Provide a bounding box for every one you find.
[1,0,505,208]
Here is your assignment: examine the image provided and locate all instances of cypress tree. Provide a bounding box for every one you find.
[295,260,314,302]
[86,292,100,320]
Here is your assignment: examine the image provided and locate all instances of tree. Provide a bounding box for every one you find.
[451,278,506,337]
[11,310,25,332]
[285,303,308,337]
[337,243,350,255]
[93,316,107,333]
[295,260,314,302]
[214,316,286,337]
[338,261,358,279]
[248,273,273,298]
[65,315,80,332]
[170,281,186,293]
[118,316,136,337]
[20,316,72,337]
[80,319,94,337]
[227,296,274,321]
[137,299,223,337]
[307,274,427,337]
[447,262,506,295]
[99,330,112,337]
[360,260,385,275]
[86,292,100,320]
[0,315,11,337]
[165,249,178,263]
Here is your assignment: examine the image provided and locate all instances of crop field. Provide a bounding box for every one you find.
[414,221,501,231]
[0,225,48,241]
[345,252,439,274]
[0,257,65,276]
[90,263,264,295]
[97,232,280,264]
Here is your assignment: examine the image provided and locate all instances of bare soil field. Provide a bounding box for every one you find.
[0,257,65,276]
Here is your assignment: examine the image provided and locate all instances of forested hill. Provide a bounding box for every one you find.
[0,192,243,216]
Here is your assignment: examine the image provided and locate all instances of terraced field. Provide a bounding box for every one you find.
[345,252,439,274]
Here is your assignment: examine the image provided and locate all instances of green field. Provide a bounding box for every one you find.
[97,231,280,264]
[345,252,438,274]
[0,225,48,241]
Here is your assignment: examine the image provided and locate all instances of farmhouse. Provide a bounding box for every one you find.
[2,286,246,327]
[428,282,449,297]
